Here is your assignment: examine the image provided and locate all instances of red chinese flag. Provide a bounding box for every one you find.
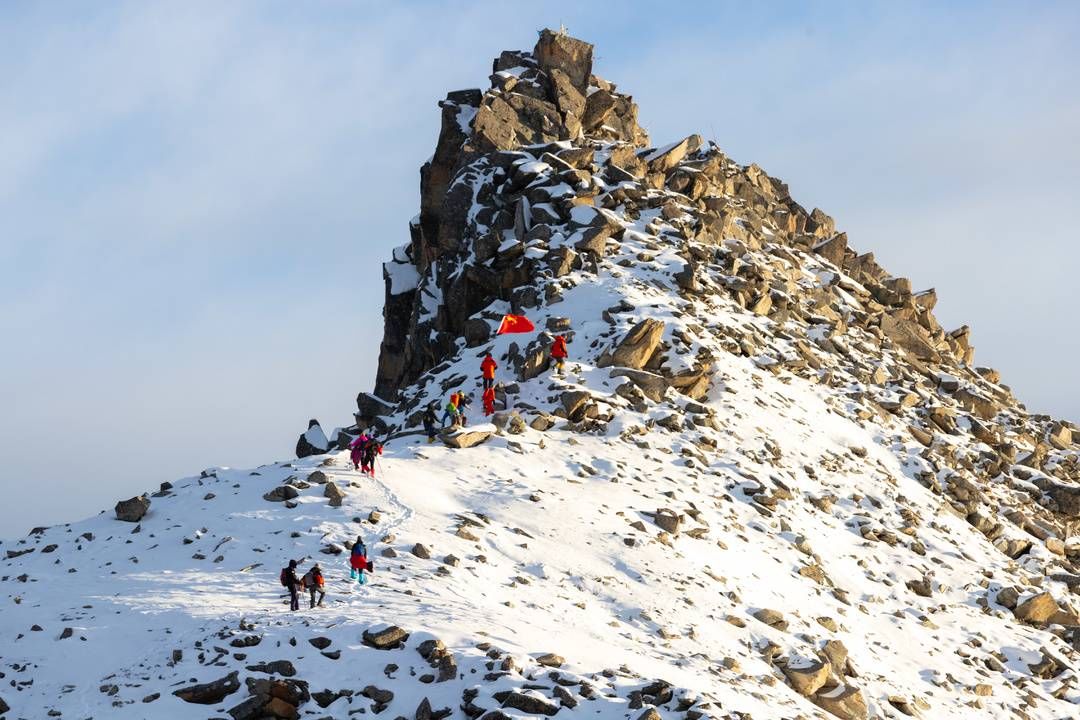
[496,314,535,335]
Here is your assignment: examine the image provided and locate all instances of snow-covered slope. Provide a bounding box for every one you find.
[5,29,1080,720]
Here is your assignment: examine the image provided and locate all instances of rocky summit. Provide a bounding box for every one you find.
[4,29,1080,720]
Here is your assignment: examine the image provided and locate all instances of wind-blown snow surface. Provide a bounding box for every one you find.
[2,323,1077,718]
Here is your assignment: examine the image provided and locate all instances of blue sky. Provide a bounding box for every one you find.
[2,1,1078,536]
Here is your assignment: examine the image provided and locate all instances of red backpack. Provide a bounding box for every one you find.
[279,567,289,587]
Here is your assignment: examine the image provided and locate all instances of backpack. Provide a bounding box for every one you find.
[279,567,289,587]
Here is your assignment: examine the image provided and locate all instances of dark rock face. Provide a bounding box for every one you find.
[372,29,647,403]
[172,671,241,704]
[296,419,329,458]
[114,495,150,523]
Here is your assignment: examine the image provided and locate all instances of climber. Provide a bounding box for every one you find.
[349,433,369,471]
[361,437,383,477]
[280,559,301,611]
[456,393,473,427]
[483,386,496,416]
[550,334,568,374]
[422,402,439,443]
[480,352,497,391]
[441,392,460,428]
[302,563,326,608]
[350,536,371,585]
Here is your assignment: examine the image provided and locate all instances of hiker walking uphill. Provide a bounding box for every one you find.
[480,352,497,391]
[349,433,369,471]
[422,403,439,443]
[483,386,496,416]
[302,564,326,608]
[550,334,568,374]
[349,536,373,585]
[280,559,302,612]
[442,391,472,428]
[441,392,460,428]
[361,437,382,477]
[349,433,382,476]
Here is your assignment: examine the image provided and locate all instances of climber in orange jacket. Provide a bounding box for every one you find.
[482,386,496,416]
[481,352,497,391]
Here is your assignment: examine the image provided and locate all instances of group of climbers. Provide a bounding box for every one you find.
[428,333,571,434]
[276,321,570,612]
[280,560,326,611]
[348,432,383,476]
[280,536,371,611]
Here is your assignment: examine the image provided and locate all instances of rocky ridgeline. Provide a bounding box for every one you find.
[343,30,1080,608]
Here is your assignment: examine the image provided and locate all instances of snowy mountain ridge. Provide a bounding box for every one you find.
[4,29,1080,720]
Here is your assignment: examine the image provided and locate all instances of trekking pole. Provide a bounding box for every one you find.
[376,456,386,480]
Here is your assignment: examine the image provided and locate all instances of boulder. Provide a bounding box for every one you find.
[610,368,669,402]
[495,690,559,716]
[752,608,788,630]
[653,508,681,534]
[813,233,847,267]
[245,660,297,677]
[473,92,564,152]
[230,677,311,720]
[441,425,496,449]
[264,486,300,503]
[821,640,849,676]
[114,495,150,523]
[536,653,564,667]
[608,319,665,370]
[412,543,432,560]
[954,387,999,421]
[363,625,410,650]
[534,29,593,93]
[644,136,698,174]
[813,684,868,720]
[1014,592,1060,625]
[323,482,345,508]
[173,671,241,705]
[783,659,830,696]
[296,419,329,458]
[1046,482,1080,517]
[561,390,592,420]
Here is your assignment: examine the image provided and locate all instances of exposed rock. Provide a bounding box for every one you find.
[114,495,150,523]
[1014,592,1060,625]
[534,28,593,93]
[363,625,410,649]
[263,486,300,503]
[323,482,345,507]
[246,660,297,677]
[173,671,241,704]
[610,368,669,402]
[753,608,788,631]
[607,319,665,370]
[653,508,681,534]
[296,419,329,458]
[783,659,831,696]
[441,426,495,449]
[496,690,559,716]
[813,684,868,720]
[535,652,564,667]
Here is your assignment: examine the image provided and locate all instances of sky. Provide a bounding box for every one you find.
[1,1,1077,537]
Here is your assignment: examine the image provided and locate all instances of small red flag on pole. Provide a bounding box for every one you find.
[496,314,535,335]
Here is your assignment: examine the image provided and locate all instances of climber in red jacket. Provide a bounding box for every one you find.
[482,386,496,416]
[550,335,568,374]
[480,352,497,391]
